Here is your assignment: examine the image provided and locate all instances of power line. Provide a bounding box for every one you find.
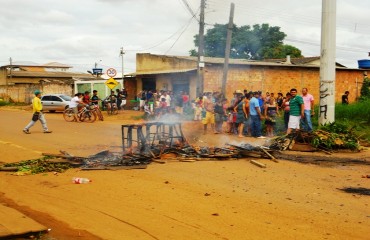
[285,37,369,53]
[164,7,200,54]
[206,0,370,35]
[180,0,200,22]
[126,11,199,53]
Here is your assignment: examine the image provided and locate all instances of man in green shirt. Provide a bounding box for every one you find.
[287,88,304,134]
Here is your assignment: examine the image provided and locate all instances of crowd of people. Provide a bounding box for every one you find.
[188,88,316,138]
[22,87,350,135]
[132,88,319,138]
[134,90,191,119]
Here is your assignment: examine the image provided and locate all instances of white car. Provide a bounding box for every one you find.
[41,94,72,112]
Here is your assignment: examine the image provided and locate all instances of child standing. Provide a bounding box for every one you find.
[193,102,202,121]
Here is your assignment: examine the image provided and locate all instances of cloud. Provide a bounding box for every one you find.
[0,0,369,71]
[36,10,75,25]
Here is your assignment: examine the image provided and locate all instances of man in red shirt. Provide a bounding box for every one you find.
[82,91,90,104]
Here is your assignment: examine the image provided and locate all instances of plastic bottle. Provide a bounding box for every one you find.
[72,177,91,184]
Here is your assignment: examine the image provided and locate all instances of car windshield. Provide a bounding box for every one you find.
[59,95,72,101]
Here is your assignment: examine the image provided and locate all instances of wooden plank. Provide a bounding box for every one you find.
[250,160,266,168]
[152,159,166,164]
[260,147,279,163]
[290,143,316,152]
[240,151,262,158]
[179,159,196,162]
[0,167,18,172]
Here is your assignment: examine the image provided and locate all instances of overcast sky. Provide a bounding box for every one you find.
[0,0,369,74]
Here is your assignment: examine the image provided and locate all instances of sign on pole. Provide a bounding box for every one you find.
[106,68,117,78]
[105,77,119,90]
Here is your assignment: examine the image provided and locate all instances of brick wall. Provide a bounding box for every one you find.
[203,65,364,103]
[0,83,73,103]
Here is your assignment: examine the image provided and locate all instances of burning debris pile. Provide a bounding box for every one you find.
[120,122,278,162]
[2,122,365,174]
[0,122,279,174]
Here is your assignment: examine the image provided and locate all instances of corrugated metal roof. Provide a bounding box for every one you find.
[140,54,354,69]
[8,71,91,78]
[42,62,72,68]
[1,62,72,68]
[133,68,197,76]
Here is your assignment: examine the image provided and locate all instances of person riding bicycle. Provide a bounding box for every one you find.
[91,90,100,106]
[82,91,90,104]
[70,93,84,122]
[106,90,117,112]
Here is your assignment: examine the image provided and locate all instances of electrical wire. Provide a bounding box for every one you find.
[204,0,370,55]
[164,7,200,54]
[180,0,200,22]
[285,37,369,53]
[125,9,199,53]
[206,0,370,34]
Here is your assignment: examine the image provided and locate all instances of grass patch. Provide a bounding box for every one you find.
[311,99,370,142]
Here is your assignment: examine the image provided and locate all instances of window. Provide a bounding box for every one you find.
[60,95,72,101]
[51,96,62,102]
[41,96,52,101]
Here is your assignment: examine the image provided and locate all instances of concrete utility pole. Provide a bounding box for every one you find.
[196,0,205,97]
[319,0,336,125]
[120,47,125,87]
[221,3,235,97]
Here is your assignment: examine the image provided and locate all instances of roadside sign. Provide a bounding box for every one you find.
[92,68,103,75]
[105,77,119,90]
[106,68,117,77]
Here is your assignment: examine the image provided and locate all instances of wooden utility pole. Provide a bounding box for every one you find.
[319,0,336,125]
[221,3,234,97]
[196,0,205,97]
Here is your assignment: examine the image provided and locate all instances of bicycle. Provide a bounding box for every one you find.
[63,105,96,123]
[79,105,96,123]
[63,108,75,122]
[106,101,118,115]
[90,104,104,121]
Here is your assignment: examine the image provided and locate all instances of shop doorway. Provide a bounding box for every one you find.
[173,83,189,94]
[142,78,156,91]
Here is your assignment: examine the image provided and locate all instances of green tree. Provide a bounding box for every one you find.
[190,23,302,60]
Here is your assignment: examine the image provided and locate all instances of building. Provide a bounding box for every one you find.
[0,62,92,103]
[134,53,366,103]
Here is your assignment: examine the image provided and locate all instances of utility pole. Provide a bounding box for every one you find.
[221,3,234,97]
[196,0,205,97]
[319,0,336,125]
[120,47,125,87]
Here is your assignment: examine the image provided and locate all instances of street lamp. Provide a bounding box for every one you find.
[91,60,103,78]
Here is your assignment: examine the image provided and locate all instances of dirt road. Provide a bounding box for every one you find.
[0,108,369,240]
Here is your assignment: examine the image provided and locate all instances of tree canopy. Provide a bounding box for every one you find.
[190,23,302,60]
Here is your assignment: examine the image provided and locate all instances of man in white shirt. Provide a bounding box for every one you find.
[70,93,84,122]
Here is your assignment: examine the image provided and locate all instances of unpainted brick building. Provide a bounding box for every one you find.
[135,53,366,103]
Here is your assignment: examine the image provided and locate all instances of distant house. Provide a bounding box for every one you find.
[0,62,92,103]
[134,53,365,103]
